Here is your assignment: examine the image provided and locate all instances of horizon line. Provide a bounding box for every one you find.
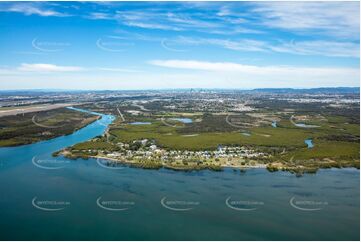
[0,86,359,92]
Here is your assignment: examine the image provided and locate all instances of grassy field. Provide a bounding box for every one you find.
[0,108,99,147]
[110,122,313,149]
[107,112,359,162]
[288,141,359,160]
[54,100,359,174]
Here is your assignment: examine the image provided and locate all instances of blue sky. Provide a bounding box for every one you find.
[0,1,359,90]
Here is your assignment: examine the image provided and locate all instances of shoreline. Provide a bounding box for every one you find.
[57,152,359,175]
[93,154,268,170]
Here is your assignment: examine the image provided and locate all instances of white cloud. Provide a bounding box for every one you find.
[1,60,359,89]
[217,6,232,17]
[168,36,269,52]
[166,12,220,29]
[269,40,360,58]
[96,67,142,73]
[125,21,182,31]
[1,64,141,74]
[110,7,256,33]
[150,59,260,72]
[149,59,359,85]
[162,36,359,58]
[18,63,83,72]
[5,3,69,17]
[251,2,360,39]
[1,65,359,90]
[87,12,112,20]
[114,11,184,31]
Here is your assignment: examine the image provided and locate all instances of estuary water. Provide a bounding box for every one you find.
[271,121,277,128]
[130,122,152,125]
[170,118,193,123]
[305,139,314,149]
[0,109,359,240]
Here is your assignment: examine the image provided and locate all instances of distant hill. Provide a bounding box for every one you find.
[252,87,360,94]
[0,87,359,95]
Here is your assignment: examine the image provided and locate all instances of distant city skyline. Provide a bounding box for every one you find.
[0,1,359,90]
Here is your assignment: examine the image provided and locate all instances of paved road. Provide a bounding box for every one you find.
[116,108,125,122]
[0,103,80,117]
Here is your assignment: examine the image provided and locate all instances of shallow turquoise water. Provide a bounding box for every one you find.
[294,123,320,128]
[67,106,106,116]
[0,109,359,240]
[305,139,314,148]
[241,132,251,136]
[271,121,277,128]
[130,122,152,125]
[170,118,193,123]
